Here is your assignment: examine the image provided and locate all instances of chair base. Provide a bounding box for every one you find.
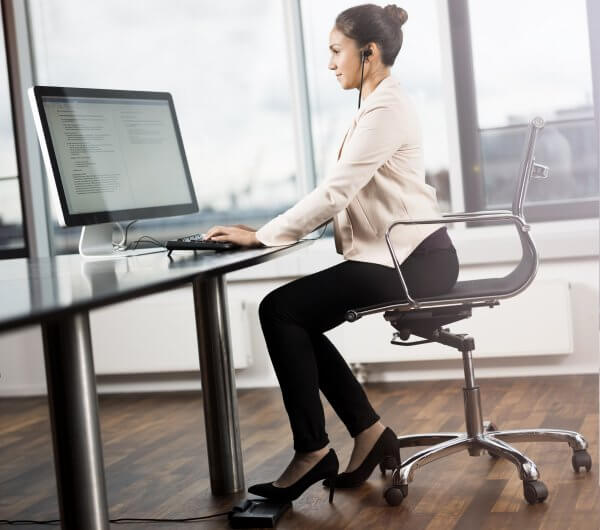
[380,323,593,507]
[383,421,591,506]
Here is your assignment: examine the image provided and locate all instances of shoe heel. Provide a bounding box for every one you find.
[328,476,336,503]
[392,446,401,467]
[381,453,399,470]
[382,431,401,469]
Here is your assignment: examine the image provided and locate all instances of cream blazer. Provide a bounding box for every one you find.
[255,75,443,268]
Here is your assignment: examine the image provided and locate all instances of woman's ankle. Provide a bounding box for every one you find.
[355,421,385,441]
[273,446,330,487]
[296,446,329,461]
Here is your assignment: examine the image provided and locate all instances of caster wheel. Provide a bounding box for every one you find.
[379,461,386,475]
[572,450,592,472]
[523,480,548,504]
[483,422,500,459]
[384,486,405,506]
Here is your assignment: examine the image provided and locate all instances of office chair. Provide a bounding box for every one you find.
[345,117,592,506]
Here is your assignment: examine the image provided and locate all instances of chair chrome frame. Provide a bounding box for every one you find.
[346,118,592,506]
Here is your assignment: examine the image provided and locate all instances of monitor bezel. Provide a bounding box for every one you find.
[30,85,199,227]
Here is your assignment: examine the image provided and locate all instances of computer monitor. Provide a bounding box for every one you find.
[29,86,198,258]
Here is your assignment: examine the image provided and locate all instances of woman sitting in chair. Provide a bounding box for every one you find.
[205,3,459,503]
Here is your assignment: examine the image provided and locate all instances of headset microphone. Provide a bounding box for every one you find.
[358,48,372,109]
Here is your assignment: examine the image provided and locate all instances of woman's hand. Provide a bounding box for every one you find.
[204,224,263,248]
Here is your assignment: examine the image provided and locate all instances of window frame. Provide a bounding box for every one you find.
[0,1,28,258]
[2,0,52,258]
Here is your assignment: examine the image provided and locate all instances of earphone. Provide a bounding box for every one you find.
[358,48,372,109]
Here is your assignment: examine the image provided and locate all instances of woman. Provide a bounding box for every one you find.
[205,4,459,503]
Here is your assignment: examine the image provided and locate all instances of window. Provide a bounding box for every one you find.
[467,0,597,220]
[28,0,298,252]
[301,0,452,211]
[0,8,26,257]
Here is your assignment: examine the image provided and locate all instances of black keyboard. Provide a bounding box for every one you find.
[166,234,240,253]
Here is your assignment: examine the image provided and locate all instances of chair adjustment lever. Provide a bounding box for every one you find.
[532,162,549,179]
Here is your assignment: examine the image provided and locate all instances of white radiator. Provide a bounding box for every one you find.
[91,286,252,374]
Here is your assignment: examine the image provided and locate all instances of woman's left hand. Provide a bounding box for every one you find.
[204,225,263,248]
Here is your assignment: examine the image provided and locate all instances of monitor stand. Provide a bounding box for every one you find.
[79,223,166,259]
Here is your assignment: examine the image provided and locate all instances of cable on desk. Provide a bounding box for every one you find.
[0,509,231,525]
[127,235,165,250]
[114,220,139,250]
[123,219,138,247]
[113,221,167,252]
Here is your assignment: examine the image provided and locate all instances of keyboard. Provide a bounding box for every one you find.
[166,233,240,253]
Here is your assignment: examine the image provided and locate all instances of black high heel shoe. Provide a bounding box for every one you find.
[323,427,400,489]
[248,449,339,503]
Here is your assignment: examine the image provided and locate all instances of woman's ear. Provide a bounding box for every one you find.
[366,43,380,61]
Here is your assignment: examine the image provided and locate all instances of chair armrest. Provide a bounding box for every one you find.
[385,213,531,309]
[388,212,528,229]
[442,209,512,218]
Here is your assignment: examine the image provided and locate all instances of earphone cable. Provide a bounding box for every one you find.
[358,53,366,109]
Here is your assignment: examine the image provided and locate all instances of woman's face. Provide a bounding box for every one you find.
[328,27,362,90]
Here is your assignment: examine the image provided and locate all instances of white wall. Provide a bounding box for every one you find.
[0,219,597,396]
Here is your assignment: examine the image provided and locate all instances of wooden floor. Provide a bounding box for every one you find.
[0,375,598,529]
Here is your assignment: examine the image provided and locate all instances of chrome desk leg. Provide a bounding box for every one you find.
[41,312,109,530]
[193,275,245,495]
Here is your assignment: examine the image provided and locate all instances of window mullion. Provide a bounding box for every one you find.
[587,0,599,156]
[437,0,465,220]
[446,0,485,219]
[2,0,51,257]
[282,0,317,197]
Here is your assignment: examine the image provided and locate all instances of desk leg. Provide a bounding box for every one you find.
[193,275,245,495]
[41,311,110,530]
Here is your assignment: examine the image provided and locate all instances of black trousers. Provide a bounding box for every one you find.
[258,234,459,452]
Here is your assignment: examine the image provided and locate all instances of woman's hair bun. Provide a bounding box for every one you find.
[383,4,408,27]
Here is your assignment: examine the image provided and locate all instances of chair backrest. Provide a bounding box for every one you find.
[404,117,548,303]
[512,117,546,218]
[432,117,548,302]
[499,117,548,299]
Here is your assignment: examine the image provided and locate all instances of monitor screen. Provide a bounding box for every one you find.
[29,86,198,226]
